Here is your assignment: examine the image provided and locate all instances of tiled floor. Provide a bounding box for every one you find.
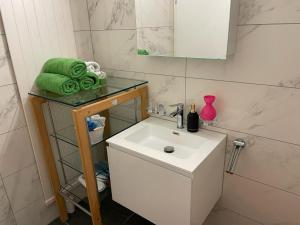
[49,190,154,225]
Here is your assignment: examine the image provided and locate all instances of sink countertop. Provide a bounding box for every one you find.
[107,117,226,178]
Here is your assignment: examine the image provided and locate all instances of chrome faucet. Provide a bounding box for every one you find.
[169,103,184,129]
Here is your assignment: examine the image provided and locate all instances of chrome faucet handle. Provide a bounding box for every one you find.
[170,103,184,110]
[169,103,184,129]
[147,103,154,113]
[157,104,166,116]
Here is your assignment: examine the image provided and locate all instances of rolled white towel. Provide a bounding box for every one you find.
[85,61,107,79]
[98,71,107,79]
[85,61,101,72]
[88,70,107,79]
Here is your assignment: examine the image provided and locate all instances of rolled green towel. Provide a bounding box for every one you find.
[42,58,87,79]
[78,72,101,90]
[36,73,80,96]
[137,49,149,55]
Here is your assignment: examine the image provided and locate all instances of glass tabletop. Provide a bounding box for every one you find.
[28,76,148,107]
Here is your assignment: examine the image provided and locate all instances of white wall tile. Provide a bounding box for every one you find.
[0,15,5,35]
[187,25,300,88]
[0,127,35,177]
[186,78,300,145]
[70,0,90,31]
[0,85,26,135]
[239,0,300,25]
[74,31,94,61]
[14,197,58,225]
[3,164,43,212]
[0,178,12,222]
[204,206,261,225]
[87,0,136,30]
[2,0,77,201]
[92,30,186,76]
[0,36,15,87]
[0,213,16,225]
[221,174,300,225]
[224,131,300,196]
[107,69,185,113]
[136,0,174,28]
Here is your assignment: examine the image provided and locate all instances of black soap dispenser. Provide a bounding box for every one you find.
[187,103,199,132]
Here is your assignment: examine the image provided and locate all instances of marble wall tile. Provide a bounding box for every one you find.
[187,25,300,88]
[74,31,94,61]
[0,178,12,223]
[0,36,16,87]
[223,131,300,196]
[186,78,300,145]
[106,69,185,113]
[92,30,186,76]
[0,214,16,225]
[0,15,5,35]
[0,12,58,225]
[221,174,300,225]
[135,0,174,28]
[0,127,35,178]
[70,0,90,31]
[14,197,58,225]
[203,123,300,197]
[0,85,26,135]
[203,206,262,225]
[87,0,136,30]
[3,164,43,212]
[137,27,174,56]
[239,0,300,25]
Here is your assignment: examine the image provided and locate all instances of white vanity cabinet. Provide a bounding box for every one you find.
[107,136,226,225]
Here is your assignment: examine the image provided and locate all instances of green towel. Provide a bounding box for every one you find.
[137,49,149,55]
[36,73,80,96]
[78,72,101,90]
[42,58,87,79]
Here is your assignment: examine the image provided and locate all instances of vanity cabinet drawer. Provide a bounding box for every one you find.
[107,147,191,225]
[107,131,225,225]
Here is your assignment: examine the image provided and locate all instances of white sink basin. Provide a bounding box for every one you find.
[125,123,204,159]
[107,117,226,177]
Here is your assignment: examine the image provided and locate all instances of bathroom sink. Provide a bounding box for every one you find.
[107,117,226,225]
[125,123,204,159]
[107,117,226,177]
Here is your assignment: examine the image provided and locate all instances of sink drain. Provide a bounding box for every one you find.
[164,146,175,153]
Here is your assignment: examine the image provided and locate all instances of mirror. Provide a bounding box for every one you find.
[135,0,239,59]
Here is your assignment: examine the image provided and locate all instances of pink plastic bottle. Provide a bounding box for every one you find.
[200,95,216,122]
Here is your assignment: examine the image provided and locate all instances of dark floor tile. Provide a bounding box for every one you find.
[48,189,154,225]
[101,194,133,225]
[68,210,92,225]
[124,214,154,225]
[49,220,63,225]
[49,210,91,225]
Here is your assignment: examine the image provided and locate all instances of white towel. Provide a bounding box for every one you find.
[85,61,107,79]
[85,61,101,72]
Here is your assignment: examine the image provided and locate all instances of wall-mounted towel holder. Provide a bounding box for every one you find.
[226,139,246,174]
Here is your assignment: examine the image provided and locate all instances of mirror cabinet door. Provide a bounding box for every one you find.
[135,0,239,59]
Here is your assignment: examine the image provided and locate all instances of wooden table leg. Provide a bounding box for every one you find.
[30,96,68,223]
[102,110,111,138]
[72,110,102,225]
[141,86,149,120]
